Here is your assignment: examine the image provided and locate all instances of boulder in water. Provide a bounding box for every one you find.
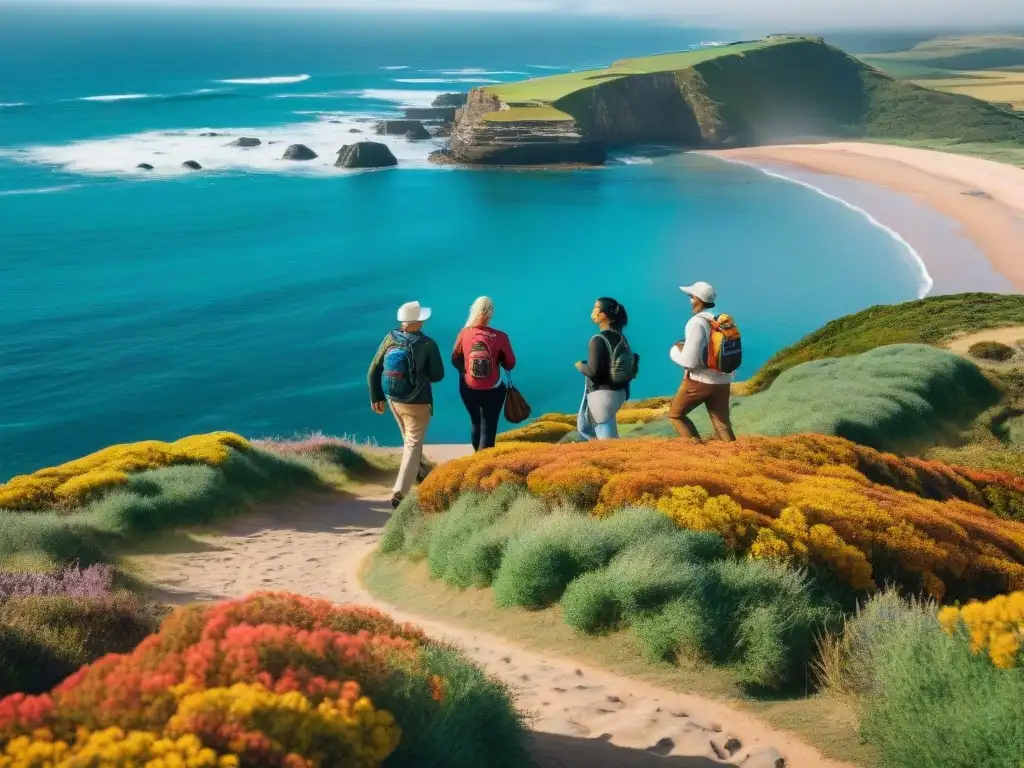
[335,141,398,169]
[283,144,318,161]
[372,119,428,137]
[231,137,261,147]
[136,163,154,170]
[405,123,431,141]
[349,128,363,133]
[182,160,202,170]
[199,132,222,137]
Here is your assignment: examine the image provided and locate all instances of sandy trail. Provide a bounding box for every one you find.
[946,325,1024,356]
[137,485,851,768]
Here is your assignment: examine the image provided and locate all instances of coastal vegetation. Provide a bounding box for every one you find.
[0,433,397,570]
[0,592,528,768]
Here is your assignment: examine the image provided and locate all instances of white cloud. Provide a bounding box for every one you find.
[19,0,1024,28]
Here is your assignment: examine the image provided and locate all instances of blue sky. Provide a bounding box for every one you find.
[9,0,1024,28]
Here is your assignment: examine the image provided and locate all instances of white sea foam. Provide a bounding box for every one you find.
[3,114,443,177]
[0,184,83,197]
[353,89,446,108]
[78,93,152,102]
[437,68,528,76]
[218,74,310,85]
[697,40,729,47]
[613,155,654,165]
[526,64,561,70]
[393,77,500,84]
[380,65,409,70]
[0,102,27,109]
[717,156,934,298]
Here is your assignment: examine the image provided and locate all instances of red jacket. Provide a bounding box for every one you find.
[451,326,516,389]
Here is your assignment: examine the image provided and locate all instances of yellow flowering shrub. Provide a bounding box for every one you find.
[0,432,250,511]
[938,591,1024,669]
[0,727,237,767]
[496,421,575,444]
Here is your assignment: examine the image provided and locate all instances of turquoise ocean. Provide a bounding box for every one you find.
[0,5,927,477]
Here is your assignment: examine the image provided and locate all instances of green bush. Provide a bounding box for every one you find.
[383,496,838,690]
[968,340,1017,362]
[376,644,531,768]
[633,344,1001,453]
[0,594,163,695]
[748,293,1024,392]
[824,591,1024,768]
[0,447,321,568]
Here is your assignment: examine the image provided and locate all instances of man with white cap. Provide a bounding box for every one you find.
[669,282,736,442]
[367,300,445,508]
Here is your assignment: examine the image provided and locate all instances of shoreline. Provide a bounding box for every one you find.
[704,142,1024,294]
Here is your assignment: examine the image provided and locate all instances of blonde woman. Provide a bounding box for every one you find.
[451,296,517,451]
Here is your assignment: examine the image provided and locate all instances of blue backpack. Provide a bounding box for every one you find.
[381,331,419,401]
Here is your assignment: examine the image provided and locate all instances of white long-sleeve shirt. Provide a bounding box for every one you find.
[675,311,734,386]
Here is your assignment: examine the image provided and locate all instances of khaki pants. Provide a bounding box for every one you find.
[668,376,736,442]
[389,401,432,495]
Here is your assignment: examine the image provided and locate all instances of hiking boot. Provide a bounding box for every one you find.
[416,463,432,483]
[390,492,404,510]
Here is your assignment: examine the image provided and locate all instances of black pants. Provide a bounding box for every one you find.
[459,380,507,451]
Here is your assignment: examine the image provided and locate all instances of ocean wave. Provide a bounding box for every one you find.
[4,115,442,177]
[78,93,152,102]
[353,89,445,108]
[526,64,561,70]
[393,77,500,84]
[0,184,83,197]
[719,157,934,298]
[217,74,311,85]
[437,68,529,76]
[612,155,654,165]
[0,102,28,109]
[380,65,409,70]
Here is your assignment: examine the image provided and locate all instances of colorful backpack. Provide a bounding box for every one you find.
[599,331,637,385]
[464,328,499,390]
[704,314,742,374]
[381,331,419,401]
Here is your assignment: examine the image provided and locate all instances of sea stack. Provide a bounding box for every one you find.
[372,120,429,137]
[335,141,398,169]
[283,144,318,161]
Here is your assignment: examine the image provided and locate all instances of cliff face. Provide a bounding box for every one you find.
[447,90,606,166]
[443,38,1024,166]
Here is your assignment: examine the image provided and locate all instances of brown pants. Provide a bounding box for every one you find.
[669,376,736,442]
[389,401,432,496]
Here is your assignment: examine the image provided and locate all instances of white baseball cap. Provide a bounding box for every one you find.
[679,281,717,307]
[397,301,432,323]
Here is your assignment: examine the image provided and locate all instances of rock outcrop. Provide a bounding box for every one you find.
[199,132,222,137]
[182,160,202,170]
[136,163,154,170]
[372,120,429,137]
[432,92,468,108]
[230,137,261,147]
[335,141,398,169]
[404,123,432,141]
[349,128,363,133]
[283,144,318,161]
[446,90,606,166]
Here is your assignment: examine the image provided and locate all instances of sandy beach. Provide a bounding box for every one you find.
[708,142,1024,293]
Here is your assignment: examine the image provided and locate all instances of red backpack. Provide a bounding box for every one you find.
[463,328,501,390]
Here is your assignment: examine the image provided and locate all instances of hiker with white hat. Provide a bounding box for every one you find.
[668,282,740,442]
[367,300,445,508]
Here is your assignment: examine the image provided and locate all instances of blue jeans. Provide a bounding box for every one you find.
[577,387,627,440]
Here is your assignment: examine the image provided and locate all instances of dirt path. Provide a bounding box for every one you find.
[946,325,1024,356]
[135,486,852,768]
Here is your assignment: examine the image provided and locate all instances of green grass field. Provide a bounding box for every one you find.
[485,39,783,105]
[480,105,574,122]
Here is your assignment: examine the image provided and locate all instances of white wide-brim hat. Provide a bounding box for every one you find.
[397,301,432,323]
[679,281,717,306]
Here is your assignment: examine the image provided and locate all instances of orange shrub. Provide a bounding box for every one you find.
[417,436,1024,600]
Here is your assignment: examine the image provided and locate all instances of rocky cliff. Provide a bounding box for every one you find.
[441,37,1024,166]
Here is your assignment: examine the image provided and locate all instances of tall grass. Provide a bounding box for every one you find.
[819,590,1024,768]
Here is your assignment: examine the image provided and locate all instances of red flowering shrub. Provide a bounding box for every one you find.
[0,592,527,768]
[418,436,1024,600]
